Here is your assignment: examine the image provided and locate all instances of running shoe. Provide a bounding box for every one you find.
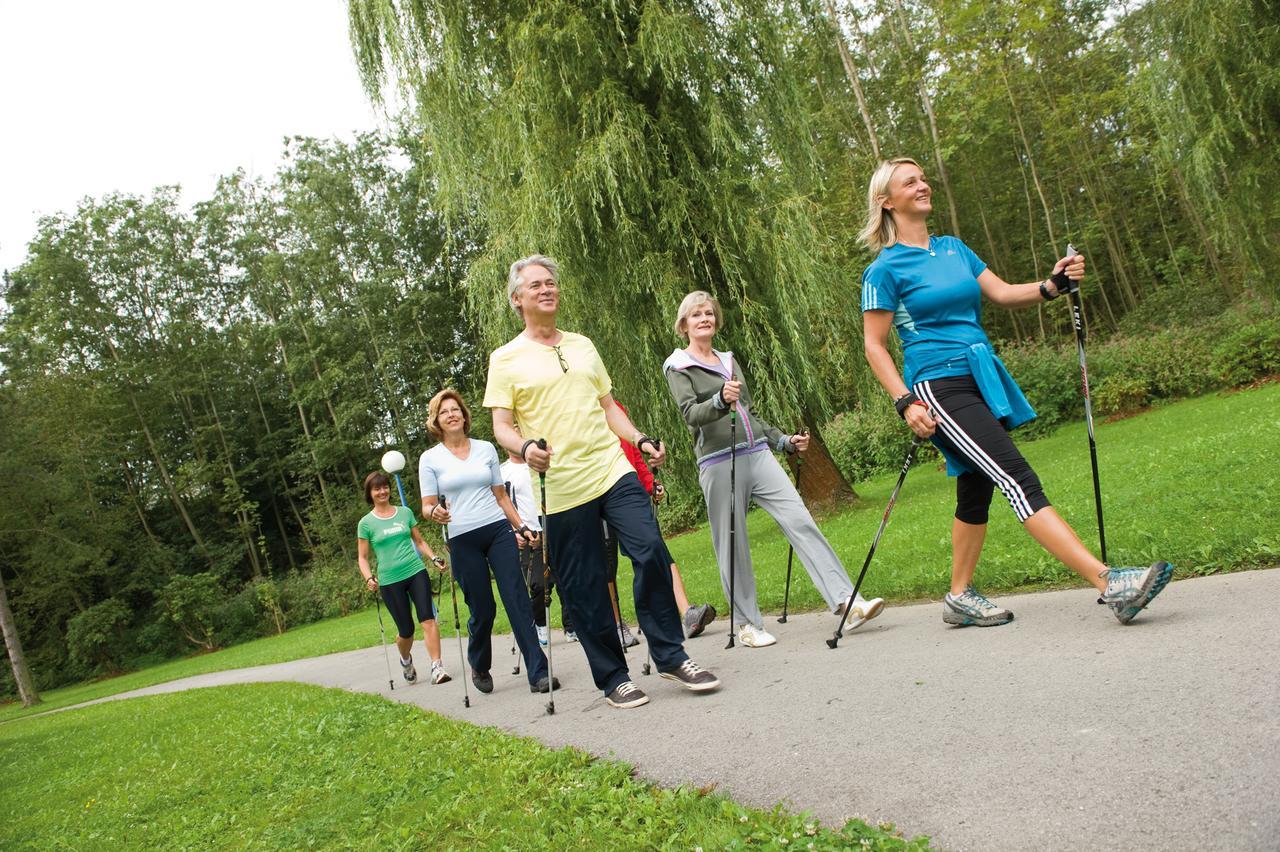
[605,680,650,709]
[837,595,886,632]
[683,603,717,638]
[618,622,640,648]
[471,670,494,694]
[565,631,579,643]
[530,675,562,693]
[430,661,451,685]
[737,624,778,647]
[1101,561,1175,624]
[400,655,417,683]
[536,624,549,646]
[658,659,721,692]
[943,587,1014,627]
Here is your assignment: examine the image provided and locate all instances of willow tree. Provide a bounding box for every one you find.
[349,0,874,513]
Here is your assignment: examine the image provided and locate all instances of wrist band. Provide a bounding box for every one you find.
[1050,269,1075,295]
[894,392,921,418]
[1039,280,1059,301]
[519,438,538,461]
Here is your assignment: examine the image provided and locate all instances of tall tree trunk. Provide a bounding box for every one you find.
[104,338,212,566]
[889,0,961,236]
[0,570,40,707]
[789,414,857,508]
[250,380,318,553]
[823,0,881,159]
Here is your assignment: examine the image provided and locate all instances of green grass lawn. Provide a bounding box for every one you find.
[5,384,1277,724]
[0,683,926,850]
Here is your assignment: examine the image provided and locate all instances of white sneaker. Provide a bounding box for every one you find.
[536,624,549,646]
[837,596,885,632]
[737,624,777,647]
[564,631,579,643]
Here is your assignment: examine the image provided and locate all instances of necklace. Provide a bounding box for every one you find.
[928,235,936,257]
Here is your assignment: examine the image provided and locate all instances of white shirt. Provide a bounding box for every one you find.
[499,459,541,532]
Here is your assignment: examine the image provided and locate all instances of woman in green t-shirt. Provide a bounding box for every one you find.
[357,471,452,685]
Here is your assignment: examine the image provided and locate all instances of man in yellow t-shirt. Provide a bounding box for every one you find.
[484,254,721,709]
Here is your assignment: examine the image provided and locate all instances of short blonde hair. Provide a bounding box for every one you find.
[673,291,723,340]
[858,157,922,253]
[426,388,472,440]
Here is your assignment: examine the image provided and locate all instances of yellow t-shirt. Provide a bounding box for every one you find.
[483,331,633,513]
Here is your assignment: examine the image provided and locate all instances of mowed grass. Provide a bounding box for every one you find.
[5,384,1277,723]
[0,683,926,850]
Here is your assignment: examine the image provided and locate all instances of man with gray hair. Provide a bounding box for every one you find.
[483,254,721,709]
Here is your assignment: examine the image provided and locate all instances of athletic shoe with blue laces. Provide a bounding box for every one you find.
[1100,561,1174,624]
[943,587,1014,627]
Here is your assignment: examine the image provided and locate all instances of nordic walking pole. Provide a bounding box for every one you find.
[639,439,666,678]
[439,496,471,708]
[1061,243,1108,566]
[506,481,526,676]
[828,435,926,649]
[370,573,396,691]
[535,439,556,715]
[778,430,807,624]
[726,356,738,650]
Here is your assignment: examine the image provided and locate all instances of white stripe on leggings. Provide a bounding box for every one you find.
[916,380,1035,521]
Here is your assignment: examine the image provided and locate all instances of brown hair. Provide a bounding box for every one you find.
[363,470,391,505]
[427,388,472,440]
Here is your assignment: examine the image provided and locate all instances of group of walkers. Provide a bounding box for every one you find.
[357,158,1174,711]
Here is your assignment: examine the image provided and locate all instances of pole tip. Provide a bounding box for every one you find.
[825,637,839,649]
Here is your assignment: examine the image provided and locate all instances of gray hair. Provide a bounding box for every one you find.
[858,157,922,253]
[507,254,560,314]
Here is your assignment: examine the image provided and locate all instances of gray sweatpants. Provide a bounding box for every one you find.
[699,450,857,629]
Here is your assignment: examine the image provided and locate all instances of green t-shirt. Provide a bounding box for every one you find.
[357,506,425,585]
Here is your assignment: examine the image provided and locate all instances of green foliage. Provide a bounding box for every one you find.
[824,404,939,485]
[1211,321,1280,386]
[64,598,131,674]
[159,574,224,651]
[253,579,286,635]
[0,684,926,849]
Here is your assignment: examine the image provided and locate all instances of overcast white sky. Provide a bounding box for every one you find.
[0,0,391,274]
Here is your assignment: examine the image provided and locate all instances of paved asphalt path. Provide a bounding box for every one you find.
[62,570,1280,850]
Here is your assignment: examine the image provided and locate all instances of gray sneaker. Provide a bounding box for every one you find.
[618,622,640,648]
[683,603,717,638]
[1101,561,1174,624]
[400,655,417,683]
[943,587,1014,627]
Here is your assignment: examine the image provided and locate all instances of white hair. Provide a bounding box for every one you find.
[507,254,559,314]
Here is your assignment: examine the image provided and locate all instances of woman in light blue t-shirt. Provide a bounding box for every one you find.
[860,157,1173,628]
[418,388,556,697]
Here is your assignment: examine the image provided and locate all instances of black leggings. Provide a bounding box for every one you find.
[379,570,435,638]
[519,544,573,632]
[915,375,1050,524]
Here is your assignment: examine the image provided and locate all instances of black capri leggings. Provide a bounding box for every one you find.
[379,569,435,638]
[915,375,1050,525]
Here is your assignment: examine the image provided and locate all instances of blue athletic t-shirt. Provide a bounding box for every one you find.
[860,235,990,386]
[418,439,505,537]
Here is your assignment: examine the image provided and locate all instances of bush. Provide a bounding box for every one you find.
[213,585,261,648]
[65,598,132,674]
[254,579,286,635]
[996,341,1079,438]
[823,404,937,485]
[1094,374,1151,416]
[1212,321,1280,385]
[159,574,224,651]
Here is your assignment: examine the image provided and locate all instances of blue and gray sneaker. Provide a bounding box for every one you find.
[1100,561,1174,624]
[943,587,1014,627]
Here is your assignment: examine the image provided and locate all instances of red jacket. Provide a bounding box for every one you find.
[616,402,655,494]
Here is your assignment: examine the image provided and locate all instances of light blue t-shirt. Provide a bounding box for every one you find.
[418,439,505,537]
[860,235,990,386]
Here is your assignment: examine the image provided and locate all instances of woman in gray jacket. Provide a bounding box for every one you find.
[663,291,885,647]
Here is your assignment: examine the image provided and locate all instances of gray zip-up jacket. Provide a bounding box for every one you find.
[663,348,795,469]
